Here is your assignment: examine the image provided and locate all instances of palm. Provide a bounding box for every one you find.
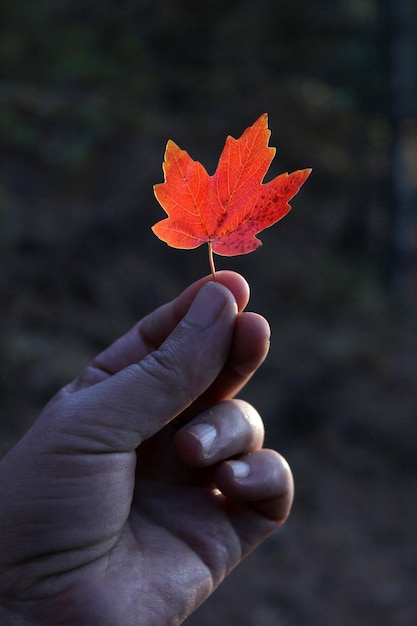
[41,416,275,626]
[75,423,274,626]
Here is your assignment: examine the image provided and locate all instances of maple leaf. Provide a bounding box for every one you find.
[152,114,311,277]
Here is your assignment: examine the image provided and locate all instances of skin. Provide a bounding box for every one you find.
[0,271,294,626]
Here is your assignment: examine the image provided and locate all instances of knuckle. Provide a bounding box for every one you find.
[132,344,195,408]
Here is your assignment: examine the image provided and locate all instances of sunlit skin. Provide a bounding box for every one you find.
[0,272,293,626]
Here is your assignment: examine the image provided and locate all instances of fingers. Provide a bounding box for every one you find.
[174,399,265,466]
[215,450,294,523]
[182,311,270,418]
[175,401,294,524]
[65,271,251,393]
[50,281,240,452]
[56,270,270,437]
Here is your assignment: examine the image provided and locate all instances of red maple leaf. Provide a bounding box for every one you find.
[152,114,311,276]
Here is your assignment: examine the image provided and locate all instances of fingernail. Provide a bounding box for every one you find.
[186,283,232,328]
[190,422,217,456]
[227,460,250,479]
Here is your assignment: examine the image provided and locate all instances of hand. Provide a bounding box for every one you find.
[0,271,293,626]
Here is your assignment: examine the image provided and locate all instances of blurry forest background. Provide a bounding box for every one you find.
[1,1,417,624]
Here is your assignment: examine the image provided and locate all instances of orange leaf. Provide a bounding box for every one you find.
[152,114,311,275]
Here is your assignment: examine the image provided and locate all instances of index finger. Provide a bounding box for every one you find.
[61,271,251,395]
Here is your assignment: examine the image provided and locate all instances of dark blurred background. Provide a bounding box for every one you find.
[1,1,417,624]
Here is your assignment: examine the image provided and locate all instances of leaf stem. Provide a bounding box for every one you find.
[208,242,216,280]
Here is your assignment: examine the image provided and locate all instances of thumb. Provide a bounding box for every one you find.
[50,282,238,453]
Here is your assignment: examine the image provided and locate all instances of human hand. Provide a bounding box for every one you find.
[0,271,293,626]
